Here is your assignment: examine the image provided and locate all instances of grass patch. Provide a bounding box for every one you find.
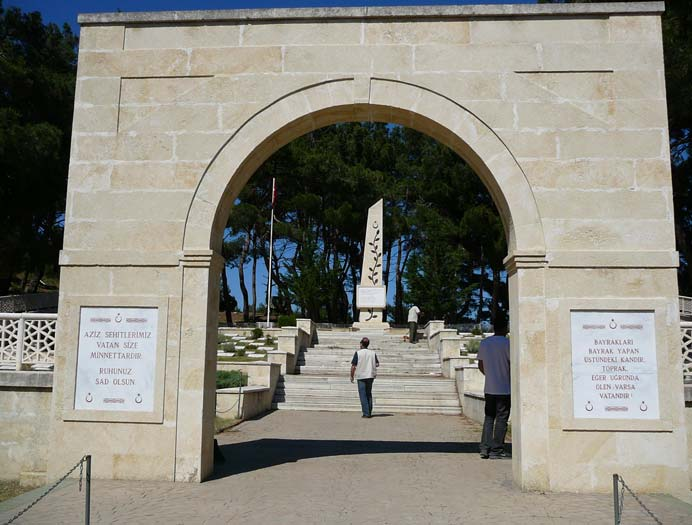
[215,416,240,433]
[216,370,247,389]
[218,356,267,363]
[0,480,30,503]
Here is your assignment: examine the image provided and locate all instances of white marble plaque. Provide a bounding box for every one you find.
[74,307,158,412]
[571,311,659,419]
[356,286,387,309]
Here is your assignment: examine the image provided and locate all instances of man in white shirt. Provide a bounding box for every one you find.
[477,313,510,459]
[408,305,421,343]
[350,337,379,418]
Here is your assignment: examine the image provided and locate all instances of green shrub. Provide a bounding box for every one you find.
[471,325,483,336]
[216,370,247,389]
[235,347,246,357]
[265,336,275,346]
[277,314,297,327]
[218,334,234,344]
[251,327,264,340]
[219,342,235,352]
[465,339,481,354]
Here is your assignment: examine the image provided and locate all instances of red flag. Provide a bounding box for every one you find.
[271,178,277,209]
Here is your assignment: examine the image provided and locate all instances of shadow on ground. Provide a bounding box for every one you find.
[211,438,509,479]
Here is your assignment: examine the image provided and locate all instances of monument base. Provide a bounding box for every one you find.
[352,321,390,331]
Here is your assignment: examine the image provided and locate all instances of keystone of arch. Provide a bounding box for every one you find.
[182,77,545,258]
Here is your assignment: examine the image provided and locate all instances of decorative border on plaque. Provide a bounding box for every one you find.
[558,298,673,432]
[62,296,169,424]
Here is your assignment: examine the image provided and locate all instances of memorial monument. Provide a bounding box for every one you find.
[354,199,389,330]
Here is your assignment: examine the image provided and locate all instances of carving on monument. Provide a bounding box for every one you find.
[367,221,382,285]
[355,200,389,329]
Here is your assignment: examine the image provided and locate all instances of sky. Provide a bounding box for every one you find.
[11,0,534,34]
[8,0,519,315]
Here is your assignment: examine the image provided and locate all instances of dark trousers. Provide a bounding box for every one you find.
[357,378,374,416]
[480,394,511,455]
[408,322,418,343]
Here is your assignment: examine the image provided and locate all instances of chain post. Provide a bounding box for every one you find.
[612,474,620,525]
[85,455,91,525]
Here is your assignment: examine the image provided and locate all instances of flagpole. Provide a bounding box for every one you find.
[266,178,275,328]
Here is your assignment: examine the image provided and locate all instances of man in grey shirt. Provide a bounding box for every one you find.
[477,313,510,459]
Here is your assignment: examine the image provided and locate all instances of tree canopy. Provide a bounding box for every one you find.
[0,1,77,293]
[224,123,508,326]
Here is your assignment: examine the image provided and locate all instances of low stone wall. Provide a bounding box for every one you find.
[462,392,486,425]
[0,371,53,485]
[217,386,271,420]
[215,362,281,420]
[267,323,313,374]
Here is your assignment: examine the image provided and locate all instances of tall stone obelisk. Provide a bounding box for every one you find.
[354,199,390,330]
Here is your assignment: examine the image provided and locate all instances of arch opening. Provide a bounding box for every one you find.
[183,79,545,260]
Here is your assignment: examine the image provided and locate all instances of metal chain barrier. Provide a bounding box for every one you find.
[613,473,663,524]
[2,455,91,525]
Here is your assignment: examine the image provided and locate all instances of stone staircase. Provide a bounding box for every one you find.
[272,331,461,415]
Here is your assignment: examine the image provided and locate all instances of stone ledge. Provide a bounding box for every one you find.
[0,371,53,389]
[464,391,485,401]
[217,386,269,394]
[78,2,664,25]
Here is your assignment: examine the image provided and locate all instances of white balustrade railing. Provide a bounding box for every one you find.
[0,313,57,371]
[682,321,692,384]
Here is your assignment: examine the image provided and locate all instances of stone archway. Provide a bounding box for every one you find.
[178,78,546,485]
[46,3,687,497]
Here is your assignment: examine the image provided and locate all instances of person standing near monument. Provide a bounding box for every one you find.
[408,305,421,343]
[350,337,379,418]
[477,313,510,459]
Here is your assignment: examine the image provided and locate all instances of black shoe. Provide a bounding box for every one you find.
[489,452,511,459]
[480,452,489,459]
[362,415,368,418]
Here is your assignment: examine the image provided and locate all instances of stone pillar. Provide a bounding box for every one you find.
[174,250,224,482]
[505,253,549,491]
[354,199,389,330]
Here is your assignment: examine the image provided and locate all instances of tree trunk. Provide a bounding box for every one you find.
[21,268,30,293]
[238,234,250,322]
[221,266,234,327]
[490,267,500,328]
[251,231,258,322]
[350,262,359,322]
[477,250,485,325]
[382,238,393,322]
[30,265,44,293]
[394,237,404,324]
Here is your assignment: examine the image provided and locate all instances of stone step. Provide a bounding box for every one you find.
[277,376,456,393]
[298,358,440,366]
[295,367,441,376]
[277,382,456,392]
[300,353,438,360]
[280,374,455,384]
[275,388,459,400]
[274,395,461,407]
[272,402,462,415]
[303,350,437,357]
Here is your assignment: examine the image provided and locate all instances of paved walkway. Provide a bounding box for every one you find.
[1,411,690,524]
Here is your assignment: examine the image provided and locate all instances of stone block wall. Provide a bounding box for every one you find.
[47,3,688,495]
[0,372,53,484]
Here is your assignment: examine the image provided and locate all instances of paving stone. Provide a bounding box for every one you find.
[2,411,688,524]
